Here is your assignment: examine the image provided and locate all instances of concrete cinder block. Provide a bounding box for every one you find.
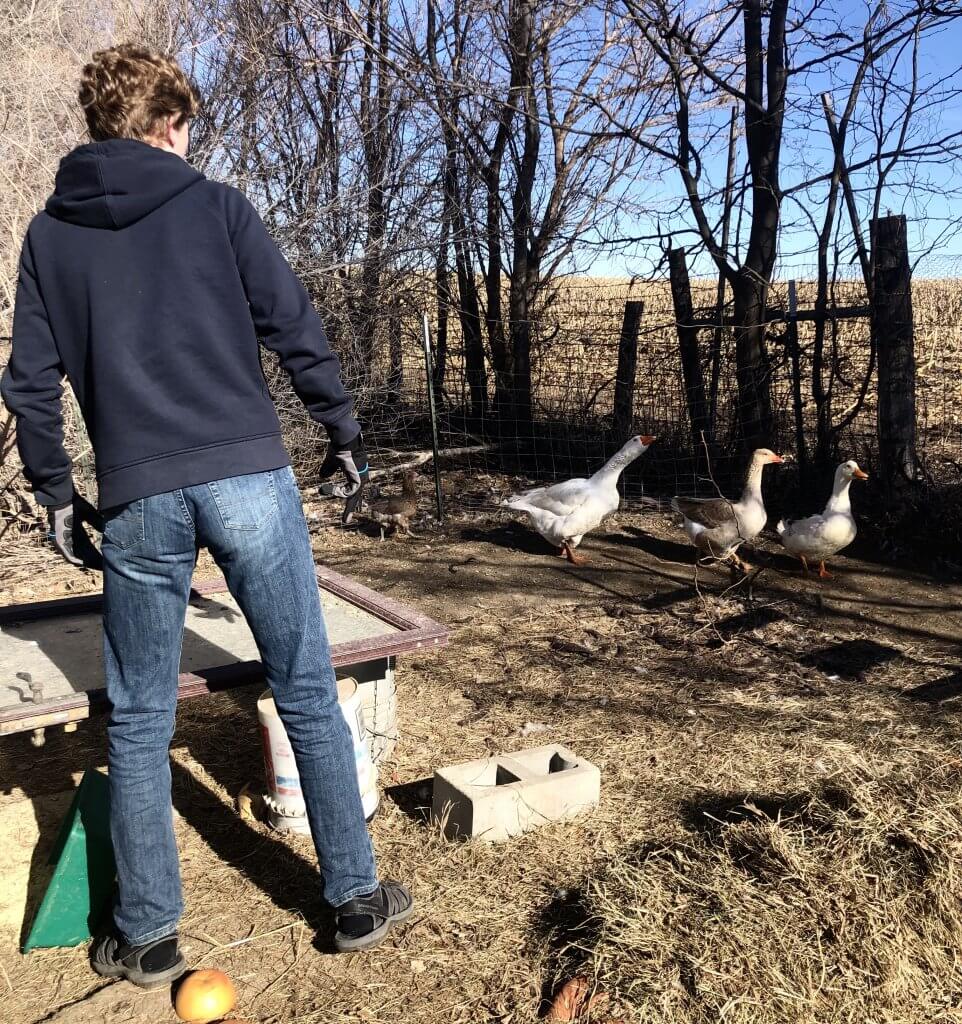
[431,744,600,842]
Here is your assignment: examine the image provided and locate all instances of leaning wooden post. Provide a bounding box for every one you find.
[421,313,445,521]
[668,247,711,456]
[786,280,808,479]
[871,214,917,488]
[708,106,738,432]
[388,315,404,397]
[612,299,644,439]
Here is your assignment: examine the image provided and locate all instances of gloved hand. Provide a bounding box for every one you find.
[318,432,369,525]
[46,494,104,570]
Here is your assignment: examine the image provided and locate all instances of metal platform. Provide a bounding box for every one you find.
[0,565,447,737]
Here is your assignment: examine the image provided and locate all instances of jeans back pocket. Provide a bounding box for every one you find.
[103,499,146,550]
[208,471,279,531]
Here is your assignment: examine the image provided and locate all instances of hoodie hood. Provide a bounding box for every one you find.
[46,138,204,229]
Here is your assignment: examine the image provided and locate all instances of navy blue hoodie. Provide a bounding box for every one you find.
[1,138,359,509]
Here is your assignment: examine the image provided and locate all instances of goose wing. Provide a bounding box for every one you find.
[780,513,823,537]
[508,477,591,516]
[672,495,737,529]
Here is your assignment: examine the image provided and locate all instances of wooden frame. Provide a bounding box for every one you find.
[0,566,447,736]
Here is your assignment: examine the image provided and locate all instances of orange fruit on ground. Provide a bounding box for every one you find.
[173,969,237,1023]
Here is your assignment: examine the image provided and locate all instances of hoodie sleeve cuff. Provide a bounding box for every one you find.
[35,477,75,509]
[325,415,362,450]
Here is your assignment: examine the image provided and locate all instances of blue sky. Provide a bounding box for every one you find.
[587,1,962,281]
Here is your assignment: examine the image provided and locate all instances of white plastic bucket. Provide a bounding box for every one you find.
[258,678,379,834]
[339,666,398,764]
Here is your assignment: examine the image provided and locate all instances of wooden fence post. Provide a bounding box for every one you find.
[613,299,644,438]
[871,214,917,487]
[668,247,712,452]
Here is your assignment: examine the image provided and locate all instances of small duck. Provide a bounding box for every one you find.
[672,448,784,570]
[505,435,656,564]
[777,459,868,577]
[370,469,418,539]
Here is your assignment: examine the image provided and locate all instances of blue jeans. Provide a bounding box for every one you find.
[101,465,378,944]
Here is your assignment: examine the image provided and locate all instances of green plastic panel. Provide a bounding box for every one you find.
[23,768,116,951]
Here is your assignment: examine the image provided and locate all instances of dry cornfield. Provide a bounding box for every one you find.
[386,274,962,478]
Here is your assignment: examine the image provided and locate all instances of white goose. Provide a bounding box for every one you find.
[672,448,784,569]
[505,435,656,564]
[777,459,868,577]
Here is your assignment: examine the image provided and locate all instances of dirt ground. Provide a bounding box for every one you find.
[1,498,961,1024]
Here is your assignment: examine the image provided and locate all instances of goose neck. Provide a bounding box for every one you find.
[591,443,639,485]
[825,477,853,515]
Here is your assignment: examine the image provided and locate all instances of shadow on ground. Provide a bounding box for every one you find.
[460,522,559,557]
[384,777,433,826]
[169,758,338,953]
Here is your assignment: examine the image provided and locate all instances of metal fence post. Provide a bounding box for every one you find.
[421,312,444,522]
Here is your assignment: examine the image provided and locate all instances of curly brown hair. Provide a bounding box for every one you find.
[79,43,199,143]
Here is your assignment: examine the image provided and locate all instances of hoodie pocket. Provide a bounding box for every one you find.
[208,471,279,531]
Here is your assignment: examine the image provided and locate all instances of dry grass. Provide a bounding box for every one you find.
[2,498,961,1023]
[574,766,962,1023]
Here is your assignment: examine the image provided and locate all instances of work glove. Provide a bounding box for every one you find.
[46,493,104,571]
[318,432,369,525]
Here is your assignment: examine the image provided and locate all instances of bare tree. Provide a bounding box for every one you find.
[611,0,962,454]
[799,5,962,477]
[182,0,436,417]
[409,0,656,427]
[425,0,488,416]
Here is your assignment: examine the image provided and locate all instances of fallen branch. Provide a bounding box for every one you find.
[369,444,495,479]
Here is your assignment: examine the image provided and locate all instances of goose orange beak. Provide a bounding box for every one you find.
[854,467,869,480]
[638,435,657,446]
[770,453,785,464]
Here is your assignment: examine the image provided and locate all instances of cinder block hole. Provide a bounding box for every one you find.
[496,764,521,786]
[549,752,578,774]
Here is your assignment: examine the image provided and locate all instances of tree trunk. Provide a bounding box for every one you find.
[786,280,808,480]
[507,266,536,428]
[872,214,917,488]
[668,247,712,453]
[613,300,644,438]
[434,211,450,402]
[732,271,775,450]
[484,162,510,412]
[731,0,785,451]
[505,0,538,429]
[426,0,487,420]
[357,0,390,378]
[453,241,487,420]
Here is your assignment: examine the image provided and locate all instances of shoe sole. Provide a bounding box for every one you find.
[333,900,414,953]
[92,952,187,990]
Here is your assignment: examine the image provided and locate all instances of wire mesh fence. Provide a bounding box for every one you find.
[2,254,961,553]
[279,257,962,527]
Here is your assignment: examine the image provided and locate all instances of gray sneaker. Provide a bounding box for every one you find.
[90,932,186,989]
[334,880,414,952]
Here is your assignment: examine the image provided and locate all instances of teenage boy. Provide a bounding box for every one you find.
[1,43,412,988]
